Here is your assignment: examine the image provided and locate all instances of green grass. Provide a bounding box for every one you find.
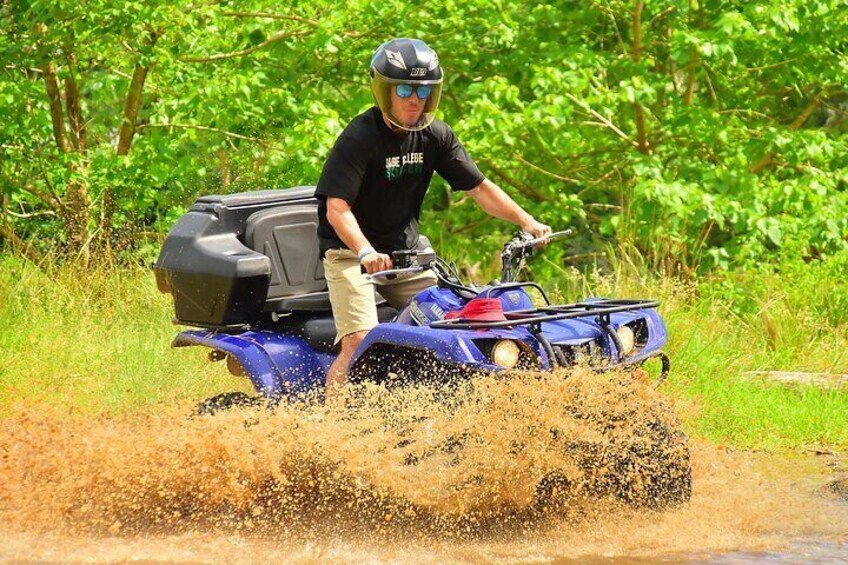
[547,252,848,450]
[1,252,847,449]
[0,255,252,414]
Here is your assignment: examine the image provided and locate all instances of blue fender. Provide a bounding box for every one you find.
[610,308,668,364]
[543,308,667,365]
[172,330,333,397]
[351,323,548,370]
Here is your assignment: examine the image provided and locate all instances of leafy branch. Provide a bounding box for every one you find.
[179,29,311,63]
[137,122,270,145]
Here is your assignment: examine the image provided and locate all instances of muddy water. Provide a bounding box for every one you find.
[1,370,846,563]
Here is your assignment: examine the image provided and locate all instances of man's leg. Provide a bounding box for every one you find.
[323,248,379,394]
[325,330,368,395]
[377,270,439,310]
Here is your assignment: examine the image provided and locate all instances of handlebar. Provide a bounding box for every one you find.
[364,265,427,283]
[522,229,573,249]
[357,228,573,286]
[360,246,437,281]
[500,229,574,283]
[505,229,573,251]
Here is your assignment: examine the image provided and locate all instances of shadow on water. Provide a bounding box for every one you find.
[0,369,845,563]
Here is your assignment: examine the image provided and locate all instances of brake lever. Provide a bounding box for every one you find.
[364,265,426,283]
[360,264,399,279]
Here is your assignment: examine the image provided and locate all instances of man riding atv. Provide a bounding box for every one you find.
[152,38,690,512]
[317,38,551,394]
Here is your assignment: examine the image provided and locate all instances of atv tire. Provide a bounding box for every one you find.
[611,413,692,509]
[533,472,581,515]
[196,391,265,415]
[582,407,692,510]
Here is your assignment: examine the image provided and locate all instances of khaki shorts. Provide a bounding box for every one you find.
[323,248,438,344]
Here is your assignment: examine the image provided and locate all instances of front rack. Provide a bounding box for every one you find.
[429,298,660,330]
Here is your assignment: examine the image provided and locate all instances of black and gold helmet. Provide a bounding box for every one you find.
[370,38,443,131]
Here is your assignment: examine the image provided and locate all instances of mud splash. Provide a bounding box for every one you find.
[1,370,845,562]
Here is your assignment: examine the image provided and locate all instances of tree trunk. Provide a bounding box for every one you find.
[751,98,822,173]
[631,1,650,155]
[0,193,42,264]
[683,0,701,105]
[101,63,151,255]
[43,61,91,262]
[682,46,699,104]
[218,148,231,190]
[42,63,69,154]
[116,64,150,156]
[64,64,87,153]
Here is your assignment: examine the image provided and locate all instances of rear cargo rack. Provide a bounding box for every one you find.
[429,298,660,329]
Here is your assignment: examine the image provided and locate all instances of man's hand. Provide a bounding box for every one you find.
[522,218,553,242]
[360,251,393,274]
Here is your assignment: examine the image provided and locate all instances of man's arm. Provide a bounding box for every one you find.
[467,179,551,238]
[325,197,392,273]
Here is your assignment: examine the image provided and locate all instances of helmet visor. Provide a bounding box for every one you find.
[371,71,443,131]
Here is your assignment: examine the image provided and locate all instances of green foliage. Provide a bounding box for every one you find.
[666,262,848,448]
[544,254,848,449]
[1,0,847,270]
[0,255,253,413]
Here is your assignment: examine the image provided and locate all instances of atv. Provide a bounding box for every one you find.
[154,186,691,509]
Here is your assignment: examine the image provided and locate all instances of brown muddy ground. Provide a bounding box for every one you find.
[1,370,846,563]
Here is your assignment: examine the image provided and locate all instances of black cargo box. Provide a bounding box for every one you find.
[153,186,327,329]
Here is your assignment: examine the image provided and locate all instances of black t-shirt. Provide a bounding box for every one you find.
[315,106,485,255]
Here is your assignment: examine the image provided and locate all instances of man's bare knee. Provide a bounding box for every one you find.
[326,330,370,394]
[339,330,369,354]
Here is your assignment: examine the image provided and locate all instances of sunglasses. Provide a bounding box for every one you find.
[395,84,433,99]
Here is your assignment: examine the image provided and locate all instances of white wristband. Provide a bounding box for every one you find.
[357,246,376,261]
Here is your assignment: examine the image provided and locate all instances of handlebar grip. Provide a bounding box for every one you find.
[362,264,398,280]
[366,266,425,283]
[527,229,572,247]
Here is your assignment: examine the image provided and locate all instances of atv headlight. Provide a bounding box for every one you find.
[491,339,521,369]
[616,325,636,356]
